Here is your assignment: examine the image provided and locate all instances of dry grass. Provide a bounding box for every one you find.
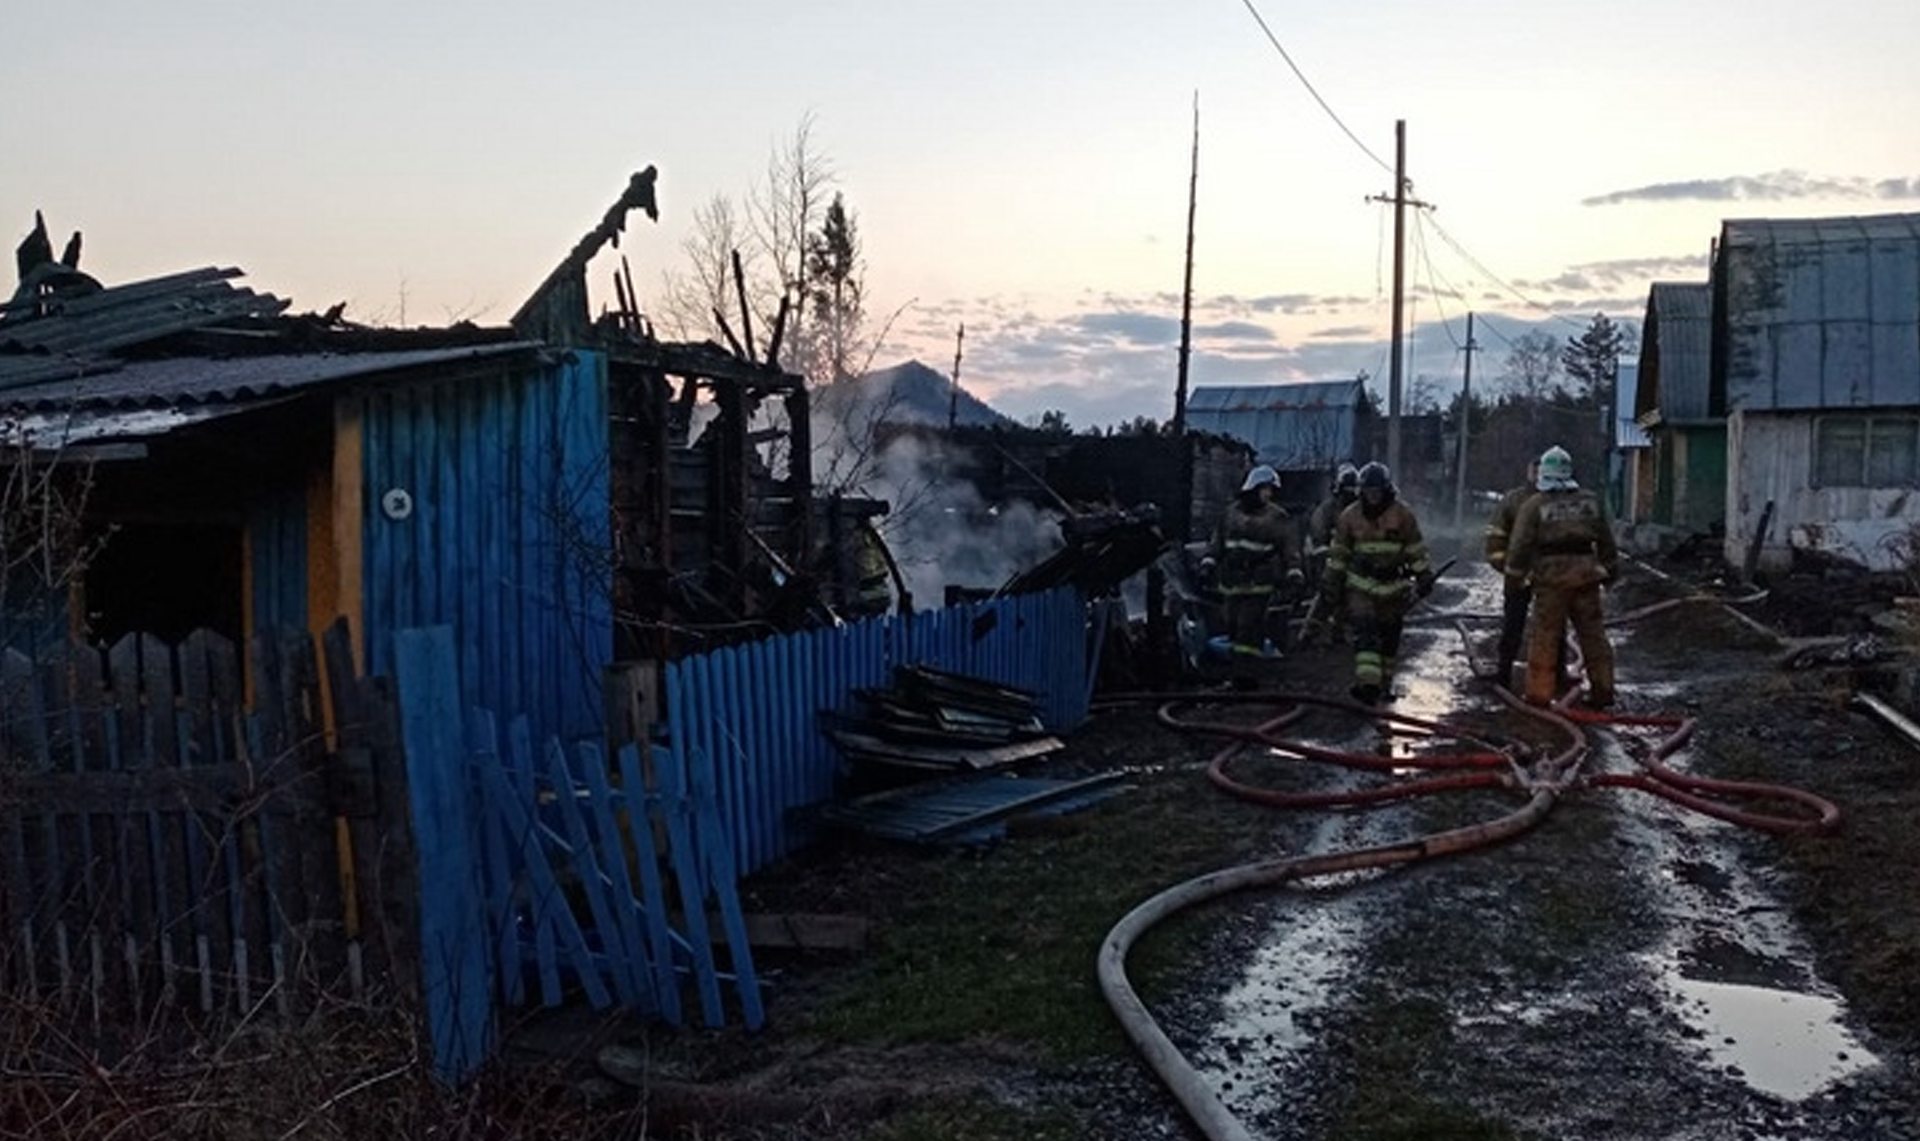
[0,988,646,1141]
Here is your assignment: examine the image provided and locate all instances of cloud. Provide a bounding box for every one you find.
[1583,170,1920,206]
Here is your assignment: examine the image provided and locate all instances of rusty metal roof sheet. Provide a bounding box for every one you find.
[1717,211,1920,412]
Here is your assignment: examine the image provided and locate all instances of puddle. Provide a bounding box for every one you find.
[1662,975,1876,1100]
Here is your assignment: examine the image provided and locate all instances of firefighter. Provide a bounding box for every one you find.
[1308,464,1361,554]
[1203,464,1304,656]
[1483,457,1541,690]
[1505,445,1619,709]
[1304,463,1361,643]
[1317,461,1434,704]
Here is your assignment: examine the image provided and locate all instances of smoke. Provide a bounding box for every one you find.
[866,433,1065,605]
[805,387,1066,605]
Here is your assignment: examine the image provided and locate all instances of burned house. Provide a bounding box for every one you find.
[0,173,889,740]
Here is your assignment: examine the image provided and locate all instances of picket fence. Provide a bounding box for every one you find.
[0,622,416,1023]
[665,584,1096,878]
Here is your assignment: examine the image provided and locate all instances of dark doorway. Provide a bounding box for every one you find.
[85,523,244,646]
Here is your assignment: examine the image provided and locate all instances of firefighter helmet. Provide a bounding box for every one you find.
[1357,461,1392,493]
[1536,445,1577,490]
[1240,464,1280,493]
[1334,463,1360,492]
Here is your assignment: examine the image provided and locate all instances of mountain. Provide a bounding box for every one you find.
[815,359,1012,428]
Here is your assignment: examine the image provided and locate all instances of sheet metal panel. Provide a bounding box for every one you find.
[361,352,610,746]
[1186,380,1366,470]
[1721,213,1920,412]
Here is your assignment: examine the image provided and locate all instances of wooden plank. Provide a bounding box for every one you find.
[506,717,558,1005]
[546,742,634,1007]
[657,743,723,1027]
[577,741,655,1016]
[686,746,762,1029]
[477,753,610,1010]
[468,709,523,1008]
[392,625,494,1084]
[175,629,233,1012]
[1,647,49,769]
[320,618,373,995]
[618,744,682,1026]
[281,630,347,998]
[361,672,419,1002]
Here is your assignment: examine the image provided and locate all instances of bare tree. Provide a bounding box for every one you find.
[1500,331,1561,402]
[0,422,109,656]
[750,111,835,374]
[655,193,754,342]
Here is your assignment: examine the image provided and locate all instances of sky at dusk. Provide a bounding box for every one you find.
[6,0,1918,429]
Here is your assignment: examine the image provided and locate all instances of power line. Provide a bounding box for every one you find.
[1236,0,1393,176]
[1424,215,1588,330]
[1412,212,1463,351]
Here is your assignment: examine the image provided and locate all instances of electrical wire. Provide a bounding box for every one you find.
[1235,0,1393,176]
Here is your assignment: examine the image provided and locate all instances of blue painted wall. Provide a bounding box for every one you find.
[361,352,612,743]
[248,481,309,638]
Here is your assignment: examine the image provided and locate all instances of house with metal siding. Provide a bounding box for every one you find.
[1633,282,1725,530]
[1184,379,1372,510]
[0,294,612,743]
[1712,212,1920,572]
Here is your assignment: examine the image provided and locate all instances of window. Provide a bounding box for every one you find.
[1814,414,1920,488]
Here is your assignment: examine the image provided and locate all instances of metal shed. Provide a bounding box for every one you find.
[1711,212,1920,572]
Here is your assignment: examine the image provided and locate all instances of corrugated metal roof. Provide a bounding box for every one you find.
[1719,211,1920,412]
[0,342,540,413]
[0,267,291,388]
[1187,379,1365,412]
[1615,361,1651,448]
[1639,282,1713,423]
[1185,379,1367,470]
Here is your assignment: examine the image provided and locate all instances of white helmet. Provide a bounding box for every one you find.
[1536,445,1577,491]
[1240,464,1280,493]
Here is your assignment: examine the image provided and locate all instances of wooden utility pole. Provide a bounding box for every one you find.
[1367,120,1427,479]
[1452,312,1479,533]
[1173,92,1199,442]
[1174,91,1201,542]
[947,323,965,430]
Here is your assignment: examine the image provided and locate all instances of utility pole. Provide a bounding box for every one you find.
[947,323,965,430]
[1173,92,1199,442]
[1366,120,1428,479]
[1174,91,1200,541]
[1451,312,1479,533]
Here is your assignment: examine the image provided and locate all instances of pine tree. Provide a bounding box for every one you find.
[802,192,864,384]
[1560,313,1627,404]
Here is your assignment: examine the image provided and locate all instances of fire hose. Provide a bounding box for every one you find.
[1096,582,1843,1141]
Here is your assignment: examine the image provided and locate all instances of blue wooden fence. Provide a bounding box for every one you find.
[394,626,761,1084]
[664,585,1094,878]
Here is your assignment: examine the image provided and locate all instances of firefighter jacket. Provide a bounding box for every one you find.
[1483,483,1535,577]
[1506,487,1618,590]
[1323,500,1432,602]
[1209,498,1302,598]
[1307,491,1356,552]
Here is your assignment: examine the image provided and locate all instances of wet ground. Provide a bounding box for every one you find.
[1150,562,1920,1139]
[582,554,1920,1140]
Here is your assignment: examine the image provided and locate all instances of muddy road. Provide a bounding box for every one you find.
[1137,561,1920,1140]
[586,555,1920,1140]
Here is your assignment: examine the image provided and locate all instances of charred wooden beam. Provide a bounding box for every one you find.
[510,167,659,345]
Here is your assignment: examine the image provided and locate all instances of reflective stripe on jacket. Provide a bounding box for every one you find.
[1324,500,1431,600]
